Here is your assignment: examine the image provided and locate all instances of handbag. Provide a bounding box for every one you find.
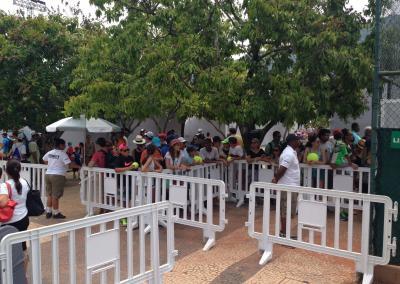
[25,181,45,217]
[0,183,17,223]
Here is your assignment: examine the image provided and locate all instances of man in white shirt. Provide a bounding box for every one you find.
[42,138,72,219]
[200,138,220,163]
[272,134,301,237]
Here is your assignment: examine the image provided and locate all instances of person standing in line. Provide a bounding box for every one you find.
[9,133,27,162]
[351,122,361,145]
[1,132,12,160]
[200,138,220,163]
[0,160,30,250]
[88,137,108,168]
[265,131,284,157]
[42,138,73,219]
[272,134,301,238]
[228,127,244,147]
[85,135,95,165]
[28,132,41,164]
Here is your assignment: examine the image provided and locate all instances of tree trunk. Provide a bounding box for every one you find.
[239,121,277,152]
[180,121,185,137]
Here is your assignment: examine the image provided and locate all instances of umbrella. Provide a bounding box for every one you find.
[46,115,121,165]
[46,115,121,133]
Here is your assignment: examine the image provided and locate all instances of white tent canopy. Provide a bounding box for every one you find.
[46,115,121,133]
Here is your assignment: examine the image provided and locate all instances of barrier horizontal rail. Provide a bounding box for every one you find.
[80,167,227,251]
[0,201,176,284]
[246,182,398,284]
[227,160,371,209]
[0,161,48,204]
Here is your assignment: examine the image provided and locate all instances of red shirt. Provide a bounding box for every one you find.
[90,150,106,168]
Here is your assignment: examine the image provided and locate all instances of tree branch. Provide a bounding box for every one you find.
[206,119,226,137]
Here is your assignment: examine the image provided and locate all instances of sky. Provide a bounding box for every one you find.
[1,0,370,18]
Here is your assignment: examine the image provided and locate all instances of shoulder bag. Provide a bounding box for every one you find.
[0,183,17,223]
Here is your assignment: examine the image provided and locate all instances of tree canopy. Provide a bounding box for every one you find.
[0,12,89,131]
[1,1,373,140]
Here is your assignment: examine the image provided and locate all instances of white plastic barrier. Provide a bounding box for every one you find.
[0,161,47,203]
[246,182,398,284]
[227,160,371,208]
[80,167,227,251]
[0,202,176,284]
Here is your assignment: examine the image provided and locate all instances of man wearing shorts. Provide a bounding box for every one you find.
[43,138,71,219]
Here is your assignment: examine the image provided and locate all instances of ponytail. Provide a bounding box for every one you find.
[6,159,22,195]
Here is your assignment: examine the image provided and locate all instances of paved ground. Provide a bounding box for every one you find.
[27,173,359,284]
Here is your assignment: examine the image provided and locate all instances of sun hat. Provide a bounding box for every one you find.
[144,131,154,139]
[133,135,146,145]
[170,138,180,146]
[178,137,187,143]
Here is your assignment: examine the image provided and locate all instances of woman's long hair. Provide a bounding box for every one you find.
[6,159,22,195]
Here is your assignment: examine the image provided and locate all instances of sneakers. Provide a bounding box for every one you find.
[46,212,52,219]
[53,213,66,219]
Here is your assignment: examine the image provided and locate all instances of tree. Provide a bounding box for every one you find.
[0,12,86,131]
[210,0,372,146]
[66,0,235,135]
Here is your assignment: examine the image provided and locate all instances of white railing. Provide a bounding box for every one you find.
[226,160,371,209]
[0,161,48,204]
[80,167,227,251]
[0,202,177,284]
[246,182,398,284]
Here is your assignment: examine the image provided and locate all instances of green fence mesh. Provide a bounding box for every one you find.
[373,0,400,264]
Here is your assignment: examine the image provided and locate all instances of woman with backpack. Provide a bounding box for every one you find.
[0,160,30,250]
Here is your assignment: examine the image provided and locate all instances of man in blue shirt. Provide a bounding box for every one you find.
[351,122,361,145]
[1,132,12,158]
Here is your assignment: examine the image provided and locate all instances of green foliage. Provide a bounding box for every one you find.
[212,0,372,137]
[69,0,372,140]
[0,12,87,131]
[67,0,236,133]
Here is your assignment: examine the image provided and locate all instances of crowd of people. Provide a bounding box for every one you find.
[0,123,372,174]
[82,123,371,174]
[0,123,371,221]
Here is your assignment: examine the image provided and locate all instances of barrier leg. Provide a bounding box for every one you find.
[236,196,245,208]
[202,229,216,251]
[361,264,374,284]
[258,238,273,265]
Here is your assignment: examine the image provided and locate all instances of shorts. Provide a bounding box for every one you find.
[281,191,298,218]
[45,174,66,199]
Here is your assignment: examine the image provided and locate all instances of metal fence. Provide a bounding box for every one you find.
[80,167,227,251]
[373,0,400,262]
[0,202,176,284]
[246,182,398,284]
